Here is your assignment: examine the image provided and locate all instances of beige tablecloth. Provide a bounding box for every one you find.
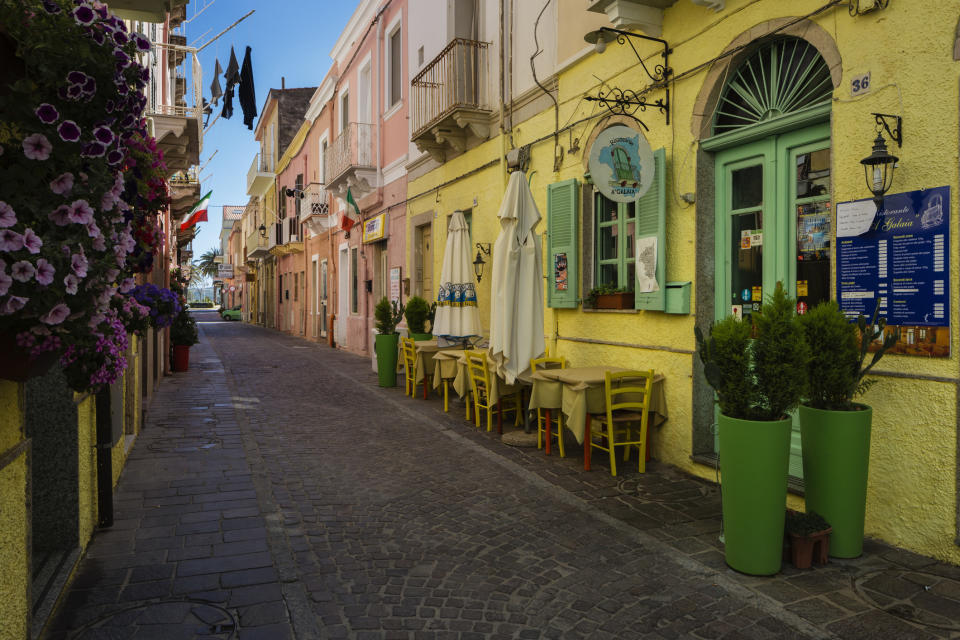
[431,349,468,389]
[436,350,526,406]
[412,340,458,384]
[529,366,667,443]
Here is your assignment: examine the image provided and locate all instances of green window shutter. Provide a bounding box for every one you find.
[547,178,579,308]
[635,148,666,311]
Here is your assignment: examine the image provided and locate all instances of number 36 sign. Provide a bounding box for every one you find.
[851,72,871,97]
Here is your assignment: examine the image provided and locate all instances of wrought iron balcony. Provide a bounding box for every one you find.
[410,38,492,162]
[146,39,201,172]
[301,184,333,236]
[246,152,275,196]
[324,122,376,201]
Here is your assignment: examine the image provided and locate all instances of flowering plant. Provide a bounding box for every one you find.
[131,283,180,329]
[112,283,151,335]
[0,0,161,392]
[122,134,167,273]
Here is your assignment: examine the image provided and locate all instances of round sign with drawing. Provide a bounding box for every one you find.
[587,125,655,203]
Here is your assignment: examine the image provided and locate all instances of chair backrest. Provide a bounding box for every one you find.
[400,337,417,375]
[464,350,491,398]
[530,356,566,373]
[604,370,654,414]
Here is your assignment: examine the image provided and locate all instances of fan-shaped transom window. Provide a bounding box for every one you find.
[713,37,833,135]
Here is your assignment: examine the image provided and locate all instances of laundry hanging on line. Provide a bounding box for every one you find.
[238,46,257,130]
[221,46,240,120]
[209,58,223,106]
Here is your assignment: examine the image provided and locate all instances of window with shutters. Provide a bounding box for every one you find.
[595,195,636,291]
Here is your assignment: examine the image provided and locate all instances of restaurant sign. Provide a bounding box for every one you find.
[587,125,655,203]
[362,212,388,243]
[217,263,234,279]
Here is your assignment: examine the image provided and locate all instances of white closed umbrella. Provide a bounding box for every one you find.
[433,211,482,344]
[489,171,545,384]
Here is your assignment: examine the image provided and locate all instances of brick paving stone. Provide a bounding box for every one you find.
[41,316,960,640]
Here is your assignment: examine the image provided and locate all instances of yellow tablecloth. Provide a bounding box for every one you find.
[431,349,468,389]
[412,340,459,384]
[438,350,524,406]
[529,366,667,444]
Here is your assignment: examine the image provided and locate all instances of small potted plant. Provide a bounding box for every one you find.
[170,310,199,372]
[587,284,634,309]
[798,300,898,558]
[404,296,432,340]
[785,509,832,569]
[374,297,404,387]
[695,282,810,575]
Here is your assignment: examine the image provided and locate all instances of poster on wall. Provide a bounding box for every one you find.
[389,267,401,303]
[587,124,655,203]
[836,186,950,357]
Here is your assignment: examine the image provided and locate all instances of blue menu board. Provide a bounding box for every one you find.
[836,187,950,357]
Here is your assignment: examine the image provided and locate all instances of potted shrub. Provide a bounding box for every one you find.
[798,300,898,558]
[695,282,809,575]
[587,284,634,309]
[404,296,432,340]
[170,310,198,372]
[785,509,832,569]
[374,297,403,387]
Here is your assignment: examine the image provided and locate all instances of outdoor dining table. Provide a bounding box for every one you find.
[430,348,468,413]
[410,339,460,399]
[529,366,667,464]
[433,349,531,423]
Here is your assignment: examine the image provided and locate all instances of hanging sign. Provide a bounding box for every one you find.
[362,213,389,243]
[587,125,655,203]
[836,187,950,357]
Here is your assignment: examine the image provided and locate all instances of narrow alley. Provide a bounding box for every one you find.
[42,315,960,639]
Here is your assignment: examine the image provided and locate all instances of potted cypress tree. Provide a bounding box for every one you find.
[695,282,810,575]
[170,310,199,372]
[404,296,432,341]
[798,301,898,558]
[374,297,403,387]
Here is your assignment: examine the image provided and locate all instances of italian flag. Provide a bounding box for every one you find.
[341,187,361,234]
[179,191,212,231]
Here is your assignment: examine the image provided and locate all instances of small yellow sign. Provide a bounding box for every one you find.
[797,280,809,297]
[362,213,388,243]
[752,286,762,302]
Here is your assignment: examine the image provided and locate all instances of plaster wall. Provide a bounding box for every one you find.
[0,381,27,640]
[407,0,960,563]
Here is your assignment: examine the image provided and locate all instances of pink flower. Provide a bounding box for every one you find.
[48,205,71,226]
[68,200,94,225]
[50,172,74,195]
[0,271,10,296]
[71,253,88,277]
[22,229,41,254]
[64,274,79,295]
[100,191,117,212]
[22,134,52,160]
[35,259,54,286]
[85,222,101,239]
[118,277,135,293]
[0,229,24,251]
[92,235,106,251]
[0,296,28,315]
[11,260,35,282]
[0,202,15,227]
[39,303,71,326]
[105,268,119,282]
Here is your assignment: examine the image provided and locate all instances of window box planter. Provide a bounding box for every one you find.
[593,292,635,309]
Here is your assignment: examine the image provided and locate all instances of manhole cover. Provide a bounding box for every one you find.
[148,437,222,453]
[72,601,236,638]
[616,475,718,504]
[854,569,960,631]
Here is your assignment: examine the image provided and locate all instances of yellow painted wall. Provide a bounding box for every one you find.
[408,0,960,564]
[76,393,97,550]
[0,381,28,640]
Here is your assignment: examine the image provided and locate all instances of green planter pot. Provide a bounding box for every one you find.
[374,333,399,387]
[410,333,433,341]
[799,404,872,558]
[719,413,792,575]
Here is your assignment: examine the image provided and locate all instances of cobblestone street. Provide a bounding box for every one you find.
[44,315,960,639]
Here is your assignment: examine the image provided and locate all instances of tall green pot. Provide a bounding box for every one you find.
[719,413,792,575]
[799,404,872,558]
[374,333,399,387]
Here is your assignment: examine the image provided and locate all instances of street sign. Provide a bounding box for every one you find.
[218,263,234,279]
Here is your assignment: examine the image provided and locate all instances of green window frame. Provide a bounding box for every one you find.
[594,194,636,292]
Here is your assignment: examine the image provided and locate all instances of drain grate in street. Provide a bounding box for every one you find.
[854,569,960,631]
[71,601,237,638]
[148,436,222,453]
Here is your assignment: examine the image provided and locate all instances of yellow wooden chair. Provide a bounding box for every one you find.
[400,337,418,398]
[464,350,523,433]
[586,370,655,476]
[530,356,567,456]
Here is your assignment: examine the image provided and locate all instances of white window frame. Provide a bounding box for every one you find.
[385,14,403,110]
[318,130,329,185]
[358,54,372,124]
[338,84,350,134]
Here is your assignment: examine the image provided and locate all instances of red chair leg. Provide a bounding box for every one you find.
[422,376,428,399]
[545,409,552,456]
[497,402,503,434]
[584,414,592,471]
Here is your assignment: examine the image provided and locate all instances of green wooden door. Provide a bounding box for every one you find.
[714,123,831,478]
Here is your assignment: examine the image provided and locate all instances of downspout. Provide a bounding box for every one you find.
[499,0,506,189]
[95,389,113,527]
[508,0,514,143]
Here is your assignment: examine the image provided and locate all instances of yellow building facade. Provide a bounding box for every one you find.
[407,0,960,565]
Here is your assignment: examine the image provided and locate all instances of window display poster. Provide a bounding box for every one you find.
[836,186,950,357]
[554,253,568,291]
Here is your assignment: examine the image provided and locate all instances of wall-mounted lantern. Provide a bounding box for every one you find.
[258,223,266,238]
[473,243,491,282]
[860,113,902,211]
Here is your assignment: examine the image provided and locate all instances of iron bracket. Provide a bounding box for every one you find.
[873,112,902,148]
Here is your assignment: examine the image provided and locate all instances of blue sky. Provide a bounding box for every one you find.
[183,0,358,258]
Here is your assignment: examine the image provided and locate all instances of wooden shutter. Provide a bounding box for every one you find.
[547,179,579,308]
[635,148,667,310]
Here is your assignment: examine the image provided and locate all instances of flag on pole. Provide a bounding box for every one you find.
[341,187,361,234]
[179,191,212,231]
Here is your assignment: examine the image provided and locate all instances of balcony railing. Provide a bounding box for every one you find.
[247,152,275,195]
[325,122,374,185]
[411,38,490,138]
[148,40,202,121]
[302,184,334,235]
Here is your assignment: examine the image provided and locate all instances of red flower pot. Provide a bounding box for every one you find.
[0,335,58,382]
[172,344,190,372]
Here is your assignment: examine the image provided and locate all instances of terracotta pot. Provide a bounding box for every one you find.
[0,335,58,382]
[172,344,190,372]
[788,528,832,569]
[593,292,635,309]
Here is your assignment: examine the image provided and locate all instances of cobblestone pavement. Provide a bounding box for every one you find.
[44,315,960,639]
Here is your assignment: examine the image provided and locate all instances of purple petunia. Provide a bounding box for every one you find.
[22,229,42,254]
[22,133,52,160]
[64,274,79,295]
[40,303,71,326]
[112,31,127,46]
[66,84,83,99]
[68,200,94,225]
[71,253,88,278]
[50,172,74,195]
[72,4,95,26]
[0,270,10,297]
[0,229,24,252]
[82,76,97,95]
[133,33,151,52]
[119,277,135,294]
[92,125,114,145]
[67,70,87,85]
[81,142,106,158]
[105,99,115,114]
[106,149,124,166]
[91,30,105,46]
[92,235,107,251]
[35,103,59,124]
[49,205,71,226]
[0,202,15,227]
[35,259,55,286]
[0,296,29,315]
[114,49,130,68]
[11,261,35,283]
[57,120,81,142]
[85,221,101,239]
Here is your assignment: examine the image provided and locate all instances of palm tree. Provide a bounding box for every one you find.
[194,247,221,280]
